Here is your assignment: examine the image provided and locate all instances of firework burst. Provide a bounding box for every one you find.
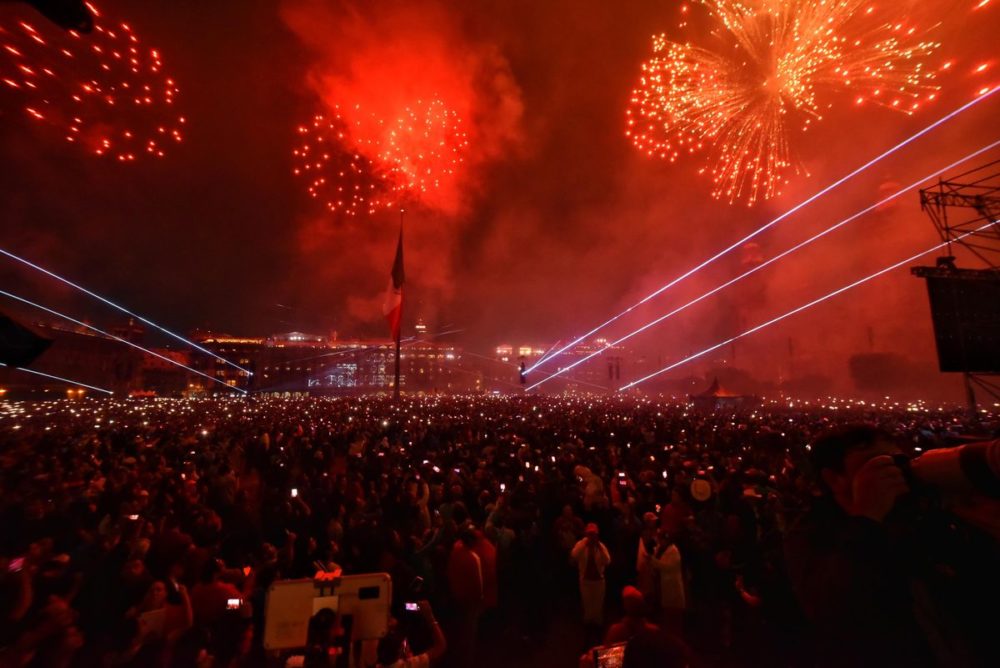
[293,97,469,218]
[377,98,469,199]
[0,2,183,161]
[626,0,940,205]
[292,110,400,218]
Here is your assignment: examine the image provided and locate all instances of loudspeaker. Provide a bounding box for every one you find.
[913,267,1000,373]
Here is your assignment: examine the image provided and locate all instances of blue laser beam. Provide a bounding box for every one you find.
[0,362,114,395]
[619,220,1000,391]
[530,339,563,369]
[0,247,251,375]
[526,139,1000,390]
[0,289,246,394]
[528,86,1000,374]
[461,349,610,391]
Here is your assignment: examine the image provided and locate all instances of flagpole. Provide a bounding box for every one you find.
[393,210,403,402]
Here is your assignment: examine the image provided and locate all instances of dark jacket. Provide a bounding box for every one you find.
[783,496,933,667]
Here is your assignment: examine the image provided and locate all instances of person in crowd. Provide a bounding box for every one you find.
[649,531,686,632]
[376,599,447,668]
[634,512,659,607]
[574,466,608,512]
[621,627,690,668]
[604,585,658,645]
[189,558,246,629]
[469,526,497,613]
[785,423,1000,667]
[554,504,584,555]
[127,578,193,644]
[659,488,692,539]
[0,395,997,667]
[570,523,611,627]
[445,525,483,665]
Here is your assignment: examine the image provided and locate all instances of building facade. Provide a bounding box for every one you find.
[193,332,471,395]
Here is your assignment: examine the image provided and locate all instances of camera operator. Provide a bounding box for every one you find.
[785,424,1000,667]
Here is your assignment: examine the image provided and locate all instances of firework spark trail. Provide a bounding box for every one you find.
[0,288,247,393]
[293,98,469,216]
[0,361,113,394]
[619,218,1000,391]
[0,247,251,374]
[528,86,1000,375]
[627,0,940,204]
[0,2,184,161]
[526,137,1000,391]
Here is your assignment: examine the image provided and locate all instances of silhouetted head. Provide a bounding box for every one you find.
[23,1,94,33]
[810,423,901,504]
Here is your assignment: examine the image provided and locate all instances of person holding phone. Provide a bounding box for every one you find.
[376,599,446,667]
[189,559,246,628]
[128,579,193,643]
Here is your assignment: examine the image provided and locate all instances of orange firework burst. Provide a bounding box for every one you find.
[0,2,183,161]
[293,97,468,217]
[626,0,940,205]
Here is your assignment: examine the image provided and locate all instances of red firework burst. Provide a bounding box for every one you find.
[0,2,183,161]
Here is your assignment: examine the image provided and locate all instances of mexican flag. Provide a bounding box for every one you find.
[383,227,404,341]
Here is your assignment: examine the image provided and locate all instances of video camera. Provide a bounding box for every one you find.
[902,439,1000,498]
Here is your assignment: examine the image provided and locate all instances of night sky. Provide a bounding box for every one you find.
[1,0,999,397]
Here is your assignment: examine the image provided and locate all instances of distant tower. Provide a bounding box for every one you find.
[113,317,145,343]
[414,318,428,338]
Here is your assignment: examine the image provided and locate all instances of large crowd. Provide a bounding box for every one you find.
[1,394,998,668]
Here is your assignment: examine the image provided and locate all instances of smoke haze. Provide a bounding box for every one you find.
[1,0,999,401]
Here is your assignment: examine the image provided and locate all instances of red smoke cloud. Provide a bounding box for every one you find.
[281,0,522,215]
[2,0,997,402]
[278,0,523,333]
